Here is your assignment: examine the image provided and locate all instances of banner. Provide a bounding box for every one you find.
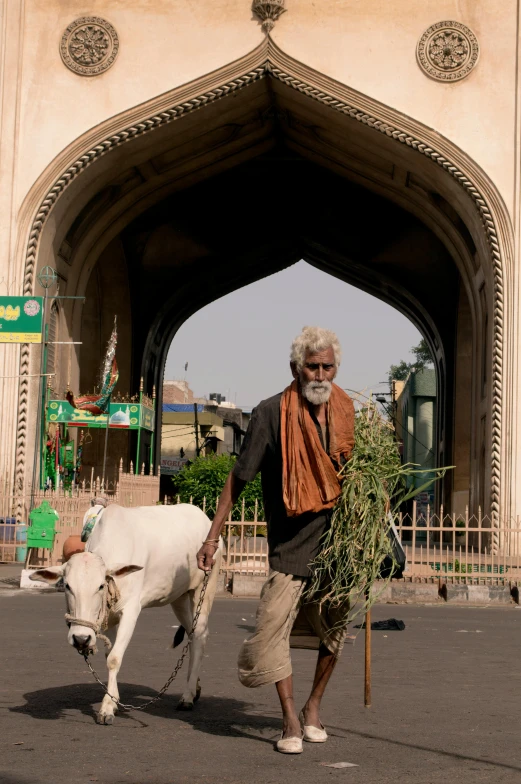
[0,296,43,343]
[47,400,155,431]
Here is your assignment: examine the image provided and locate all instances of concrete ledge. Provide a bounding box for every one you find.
[232,574,266,597]
[230,575,517,605]
[214,572,230,596]
[376,581,516,605]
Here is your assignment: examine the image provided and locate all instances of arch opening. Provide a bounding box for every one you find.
[160,260,433,504]
[14,40,506,516]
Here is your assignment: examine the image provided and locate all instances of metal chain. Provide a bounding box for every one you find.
[82,571,210,711]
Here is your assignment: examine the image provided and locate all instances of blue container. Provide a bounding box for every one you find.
[16,525,27,544]
[15,546,27,563]
[0,518,16,543]
[15,525,27,563]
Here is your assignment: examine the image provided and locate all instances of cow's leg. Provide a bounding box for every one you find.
[104,624,118,659]
[97,602,140,725]
[171,590,209,710]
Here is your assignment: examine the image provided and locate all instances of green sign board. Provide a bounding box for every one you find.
[0,296,44,343]
[47,400,155,432]
[140,405,154,431]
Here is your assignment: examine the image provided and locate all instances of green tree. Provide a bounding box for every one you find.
[388,338,433,382]
[411,338,433,366]
[170,454,264,521]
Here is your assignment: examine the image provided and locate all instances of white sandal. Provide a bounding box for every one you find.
[299,710,328,743]
[276,731,304,754]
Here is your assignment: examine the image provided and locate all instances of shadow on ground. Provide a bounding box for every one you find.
[10,683,521,774]
[0,774,48,784]
[327,724,521,775]
[236,623,255,633]
[9,684,279,743]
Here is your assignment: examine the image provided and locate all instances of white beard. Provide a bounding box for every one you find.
[301,379,332,406]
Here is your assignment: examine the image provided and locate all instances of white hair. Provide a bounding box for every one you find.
[290,326,341,371]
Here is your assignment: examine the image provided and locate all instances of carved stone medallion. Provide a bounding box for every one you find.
[252,0,286,34]
[417,21,479,82]
[60,17,119,76]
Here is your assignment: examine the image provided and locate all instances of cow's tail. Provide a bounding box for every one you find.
[173,625,186,648]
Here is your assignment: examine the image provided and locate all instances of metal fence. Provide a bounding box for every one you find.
[395,505,521,586]
[0,460,159,565]
[169,497,269,583]
[215,501,521,587]
[3,486,521,590]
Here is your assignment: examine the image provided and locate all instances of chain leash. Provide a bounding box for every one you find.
[82,571,210,712]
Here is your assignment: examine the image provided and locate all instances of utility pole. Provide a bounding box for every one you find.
[194,403,200,456]
[101,393,111,490]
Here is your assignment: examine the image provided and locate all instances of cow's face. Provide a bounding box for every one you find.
[30,553,142,653]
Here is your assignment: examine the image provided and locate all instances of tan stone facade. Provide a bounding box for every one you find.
[0,2,519,519]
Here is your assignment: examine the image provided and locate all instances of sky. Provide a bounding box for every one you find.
[164,261,421,411]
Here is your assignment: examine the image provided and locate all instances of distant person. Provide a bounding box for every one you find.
[197,326,355,754]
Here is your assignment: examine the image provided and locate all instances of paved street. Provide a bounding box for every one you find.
[1,588,520,784]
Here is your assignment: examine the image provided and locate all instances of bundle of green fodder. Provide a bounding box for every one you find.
[306,401,446,624]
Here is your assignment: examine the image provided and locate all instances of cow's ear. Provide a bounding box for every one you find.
[29,566,65,585]
[107,564,143,578]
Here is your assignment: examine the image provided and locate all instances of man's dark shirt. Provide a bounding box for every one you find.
[233,392,332,577]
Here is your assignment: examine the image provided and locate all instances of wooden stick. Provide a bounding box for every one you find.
[364,605,372,707]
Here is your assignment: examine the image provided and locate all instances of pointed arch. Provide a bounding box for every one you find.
[14,38,513,518]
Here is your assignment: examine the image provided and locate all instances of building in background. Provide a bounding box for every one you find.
[395,369,436,517]
[206,393,250,457]
[163,380,206,406]
[160,382,249,497]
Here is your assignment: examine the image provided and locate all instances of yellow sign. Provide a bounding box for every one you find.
[0,332,42,343]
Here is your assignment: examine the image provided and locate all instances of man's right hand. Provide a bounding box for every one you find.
[197,542,219,572]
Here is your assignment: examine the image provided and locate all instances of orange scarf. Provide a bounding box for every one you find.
[281,380,355,517]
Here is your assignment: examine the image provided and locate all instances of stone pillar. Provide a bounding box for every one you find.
[452,288,472,517]
[509,8,521,520]
[0,1,24,490]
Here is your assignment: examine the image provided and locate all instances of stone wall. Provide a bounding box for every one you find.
[0,1,520,512]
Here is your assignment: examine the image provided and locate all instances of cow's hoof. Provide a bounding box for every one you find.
[98,695,117,724]
[176,699,194,711]
[97,712,114,725]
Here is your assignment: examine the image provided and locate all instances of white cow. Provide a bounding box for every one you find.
[30,503,221,725]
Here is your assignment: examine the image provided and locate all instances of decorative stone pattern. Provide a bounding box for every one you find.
[60,17,119,76]
[18,45,503,518]
[417,21,479,82]
[252,0,286,33]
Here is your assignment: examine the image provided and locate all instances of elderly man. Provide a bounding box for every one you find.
[197,326,355,754]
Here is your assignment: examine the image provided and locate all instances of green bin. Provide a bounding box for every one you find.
[27,501,59,550]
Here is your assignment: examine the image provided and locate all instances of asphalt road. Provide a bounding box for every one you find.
[1,590,520,784]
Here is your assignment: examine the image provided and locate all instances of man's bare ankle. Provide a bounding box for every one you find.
[302,701,321,726]
[282,717,302,738]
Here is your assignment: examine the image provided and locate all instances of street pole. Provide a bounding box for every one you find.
[194,402,200,456]
[391,379,397,429]
[40,374,50,489]
[148,385,156,473]
[101,395,111,491]
[29,269,84,502]
[135,377,143,474]
[30,288,48,506]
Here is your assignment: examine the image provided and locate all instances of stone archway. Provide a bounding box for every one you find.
[12,38,513,518]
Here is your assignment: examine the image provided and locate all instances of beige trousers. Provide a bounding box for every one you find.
[238,570,349,688]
